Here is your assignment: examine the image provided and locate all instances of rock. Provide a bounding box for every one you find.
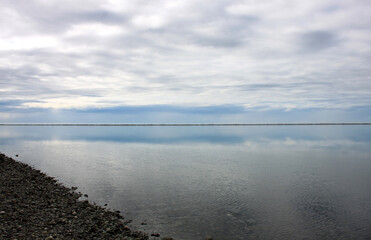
[0,153,152,240]
[151,233,160,237]
[246,218,256,225]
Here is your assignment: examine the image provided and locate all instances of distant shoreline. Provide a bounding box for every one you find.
[0,123,371,126]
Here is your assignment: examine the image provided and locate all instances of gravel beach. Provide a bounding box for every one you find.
[0,153,157,240]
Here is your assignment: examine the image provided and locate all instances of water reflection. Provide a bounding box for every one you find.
[1,126,371,239]
[1,125,371,144]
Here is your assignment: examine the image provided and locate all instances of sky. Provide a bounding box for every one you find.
[1,0,371,123]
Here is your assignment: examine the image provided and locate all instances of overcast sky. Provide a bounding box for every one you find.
[1,0,371,122]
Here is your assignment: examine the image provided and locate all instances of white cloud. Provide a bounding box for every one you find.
[65,23,125,37]
[0,35,59,50]
[131,15,166,29]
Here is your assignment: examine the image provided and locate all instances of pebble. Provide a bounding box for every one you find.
[246,218,256,225]
[0,153,150,240]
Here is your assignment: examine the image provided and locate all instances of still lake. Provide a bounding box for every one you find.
[1,125,371,239]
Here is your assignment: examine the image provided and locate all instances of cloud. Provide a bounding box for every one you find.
[299,30,338,51]
[0,0,371,113]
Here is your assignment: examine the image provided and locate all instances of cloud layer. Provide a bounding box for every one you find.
[1,0,371,110]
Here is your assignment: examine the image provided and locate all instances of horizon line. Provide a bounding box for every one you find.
[1,123,371,126]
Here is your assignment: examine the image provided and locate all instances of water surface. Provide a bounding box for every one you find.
[1,126,371,239]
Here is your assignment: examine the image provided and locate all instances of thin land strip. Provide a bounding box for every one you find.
[0,123,371,126]
[0,153,150,240]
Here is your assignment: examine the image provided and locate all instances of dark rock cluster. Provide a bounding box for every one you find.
[0,153,151,240]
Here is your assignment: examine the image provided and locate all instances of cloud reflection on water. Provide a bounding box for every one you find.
[1,126,371,145]
[1,126,371,239]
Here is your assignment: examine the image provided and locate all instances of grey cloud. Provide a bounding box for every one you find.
[190,35,242,48]
[1,0,127,34]
[129,2,259,49]
[214,82,331,92]
[0,66,41,87]
[321,4,342,13]
[0,64,100,100]
[71,10,127,24]
[0,99,25,109]
[299,30,339,52]
[189,16,258,48]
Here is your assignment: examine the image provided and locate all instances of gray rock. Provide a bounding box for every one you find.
[0,153,150,240]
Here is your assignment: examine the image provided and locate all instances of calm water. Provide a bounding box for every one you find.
[1,126,371,239]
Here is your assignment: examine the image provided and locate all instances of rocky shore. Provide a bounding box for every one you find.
[0,153,170,240]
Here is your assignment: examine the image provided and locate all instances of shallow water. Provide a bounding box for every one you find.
[1,126,371,239]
